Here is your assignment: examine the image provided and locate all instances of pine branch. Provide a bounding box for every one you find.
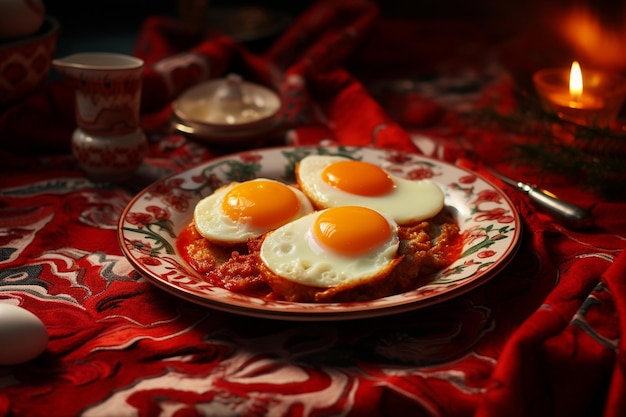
[467,92,626,196]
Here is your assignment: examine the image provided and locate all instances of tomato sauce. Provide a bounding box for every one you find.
[176,208,463,303]
[177,224,273,298]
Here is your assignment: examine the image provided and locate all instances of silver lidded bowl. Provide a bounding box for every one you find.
[172,73,282,144]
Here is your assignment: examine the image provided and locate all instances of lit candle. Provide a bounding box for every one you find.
[533,61,626,126]
[543,61,603,110]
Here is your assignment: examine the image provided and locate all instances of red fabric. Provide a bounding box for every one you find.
[1,0,625,416]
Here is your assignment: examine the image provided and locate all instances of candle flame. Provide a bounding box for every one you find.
[569,61,583,100]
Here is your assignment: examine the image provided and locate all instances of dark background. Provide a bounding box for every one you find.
[44,0,533,57]
[44,0,626,75]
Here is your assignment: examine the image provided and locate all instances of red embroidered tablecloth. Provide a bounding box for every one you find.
[1,1,625,416]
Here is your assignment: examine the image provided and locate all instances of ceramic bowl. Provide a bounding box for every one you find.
[0,16,59,108]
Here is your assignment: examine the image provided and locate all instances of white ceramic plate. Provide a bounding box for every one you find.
[118,146,521,321]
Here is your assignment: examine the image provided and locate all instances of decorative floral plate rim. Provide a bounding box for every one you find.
[118,146,521,321]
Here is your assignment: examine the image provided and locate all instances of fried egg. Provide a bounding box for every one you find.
[193,178,314,245]
[260,206,401,288]
[296,155,444,225]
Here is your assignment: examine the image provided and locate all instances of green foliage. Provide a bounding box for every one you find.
[469,92,626,198]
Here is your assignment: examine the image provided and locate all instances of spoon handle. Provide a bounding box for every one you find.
[486,168,593,229]
[522,184,593,229]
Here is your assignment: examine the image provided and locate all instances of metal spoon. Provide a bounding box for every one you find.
[486,167,593,229]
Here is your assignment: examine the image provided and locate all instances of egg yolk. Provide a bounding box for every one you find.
[222,180,301,229]
[321,160,395,196]
[313,206,392,256]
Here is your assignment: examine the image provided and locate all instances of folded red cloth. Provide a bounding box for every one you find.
[135,0,417,152]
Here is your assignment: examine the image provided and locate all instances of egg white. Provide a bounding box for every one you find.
[296,155,445,225]
[193,178,314,245]
[260,208,400,288]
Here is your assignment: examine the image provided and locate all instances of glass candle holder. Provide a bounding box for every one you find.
[533,66,626,127]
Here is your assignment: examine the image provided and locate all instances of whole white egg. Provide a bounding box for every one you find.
[0,303,48,366]
[0,0,46,40]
